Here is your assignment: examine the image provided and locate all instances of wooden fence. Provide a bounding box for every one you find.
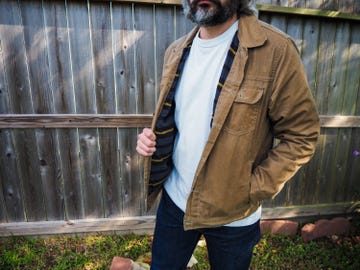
[0,0,359,236]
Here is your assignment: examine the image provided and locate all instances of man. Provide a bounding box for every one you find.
[136,0,320,269]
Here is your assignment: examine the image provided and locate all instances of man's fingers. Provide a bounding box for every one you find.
[136,139,156,156]
[136,128,157,156]
[137,132,156,147]
[143,128,156,141]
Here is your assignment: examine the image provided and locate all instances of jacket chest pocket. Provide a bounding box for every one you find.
[223,87,264,136]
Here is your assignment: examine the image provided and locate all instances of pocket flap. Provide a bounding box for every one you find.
[234,88,264,104]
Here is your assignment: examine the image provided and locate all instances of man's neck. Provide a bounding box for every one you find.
[198,15,238,40]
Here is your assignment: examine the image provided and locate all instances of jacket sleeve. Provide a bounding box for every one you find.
[250,38,320,202]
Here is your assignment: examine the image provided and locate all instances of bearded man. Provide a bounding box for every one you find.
[136,0,320,269]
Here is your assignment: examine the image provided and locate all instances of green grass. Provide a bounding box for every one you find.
[0,234,151,270]
[251,233,360,270]
[0,229,359,269]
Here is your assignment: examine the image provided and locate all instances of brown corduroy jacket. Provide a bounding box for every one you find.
[144,15,320,230]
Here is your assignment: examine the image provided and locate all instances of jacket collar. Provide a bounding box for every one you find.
[176,14,267,53]
[237,14,267,48]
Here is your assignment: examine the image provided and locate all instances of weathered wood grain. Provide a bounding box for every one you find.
[269,13,287,33]
[20,0,65,221]
[90,1,123,218]
[154,5,174,103]
[67,0,103,219]
[2,115,360,129]
[300,17,320,97]
[112,2,144,216]
[256,0,360,16]
[342,24,360,204]
[0,73,25,221]
[132,3,156,212]
[0,1,47,222]
[286,14,303,51]
[0,114,153,128]
[42,0,84,220]
[0,9,21,222]
[134,4,156,114]
[1,202,358,236]
[324,21,352,203]
[0,215,157,237]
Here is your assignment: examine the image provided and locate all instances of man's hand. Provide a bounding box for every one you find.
[136,128,156,157]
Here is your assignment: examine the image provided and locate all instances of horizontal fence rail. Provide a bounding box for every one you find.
[1,201,359,237]
[0,114,153,128]
[0,115,360,128]
[256,4,360,21]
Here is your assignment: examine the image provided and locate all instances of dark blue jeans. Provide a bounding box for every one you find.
[151,190,261,270]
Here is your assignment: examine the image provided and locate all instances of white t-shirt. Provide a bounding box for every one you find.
[164,21,261,227]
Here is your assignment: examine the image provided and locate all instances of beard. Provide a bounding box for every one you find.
[183,0,237,27]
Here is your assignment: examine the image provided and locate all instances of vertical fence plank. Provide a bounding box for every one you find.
[134,4,156,114]
[0,1,46,222]
[314,21,336,114]
[132,3,158,214]
[326,22,352,202]
[327,22,351,114]
[43,0,83,220]
[154,5,174,103]
[0,18,9,115]
[90,2,116,114]
[341,23,360,116]
[286,16,303,51]
[301,18,320,96]
[134,4,157,214]
[0,2,33,114]
[90,1,122,218]
[313,20,338,204]
[0,43,7,221]
[278,16,305,205]
[269,14,287,33]
[13,128,46,222]
[112,3,142,216]
[295,16,322,203]
[19,1,53,114]
[0,13,25,220]
[19,0,65,221]
[67,0,103,218]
